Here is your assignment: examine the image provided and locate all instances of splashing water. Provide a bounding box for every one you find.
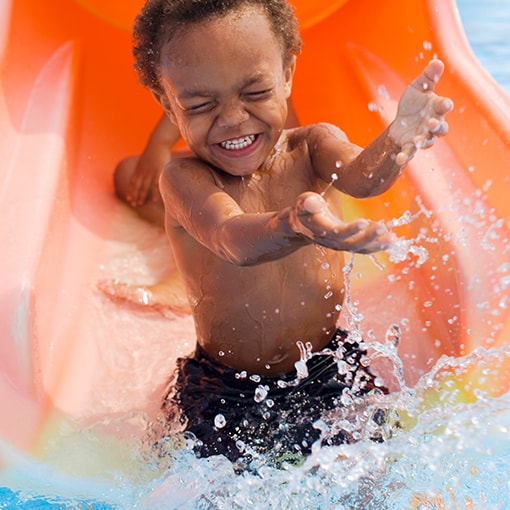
[321,171,339,196]
[384,196,434,267]
[2,347,509,509]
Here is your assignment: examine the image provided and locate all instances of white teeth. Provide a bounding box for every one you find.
[220,135,256,150]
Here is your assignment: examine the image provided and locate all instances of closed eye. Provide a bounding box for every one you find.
[244,89,272,100]
[185,101,216,113]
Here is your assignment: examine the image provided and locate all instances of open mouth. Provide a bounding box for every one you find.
[219,134,257,151]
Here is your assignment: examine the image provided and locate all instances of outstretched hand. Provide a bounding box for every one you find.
[289,192,393,254]
[390,59,454,166]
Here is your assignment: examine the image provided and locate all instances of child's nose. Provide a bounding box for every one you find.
[217,100,249,128]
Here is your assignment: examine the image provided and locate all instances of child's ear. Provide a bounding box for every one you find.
[152,90,177,124]
[284,55,297,98]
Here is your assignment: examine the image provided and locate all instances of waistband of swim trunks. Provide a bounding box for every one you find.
[191,328,354,382]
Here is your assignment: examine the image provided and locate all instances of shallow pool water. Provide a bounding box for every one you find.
[2,1,510,509]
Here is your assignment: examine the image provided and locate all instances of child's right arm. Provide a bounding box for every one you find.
[160,159,390,266]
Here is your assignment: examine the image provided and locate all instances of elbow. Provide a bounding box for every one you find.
[220,248,259,266]
[346,178,393,199]
[235,257,259,267]
[221,247,287,266]
[345,185,381,200]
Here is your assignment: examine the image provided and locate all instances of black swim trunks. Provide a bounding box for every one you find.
[162,329,388,464]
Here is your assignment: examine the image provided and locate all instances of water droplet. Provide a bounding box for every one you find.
[321,172,339,196]
[385,324,401,349]
[360,357,371,367]
[214,414,226,429]
[377,85,390,99]
[368,101,383,112]
[254,385,269,403]
[295,359,309,380]
[374,377,385,387]
[340,390,353,406]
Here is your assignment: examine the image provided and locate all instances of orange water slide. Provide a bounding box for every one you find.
[1,0,509,454]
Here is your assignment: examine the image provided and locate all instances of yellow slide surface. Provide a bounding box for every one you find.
[1,0,509,453]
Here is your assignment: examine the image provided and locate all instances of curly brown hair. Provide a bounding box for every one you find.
[133,0,302,94]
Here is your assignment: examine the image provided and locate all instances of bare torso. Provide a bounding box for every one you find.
[167,129,346,375]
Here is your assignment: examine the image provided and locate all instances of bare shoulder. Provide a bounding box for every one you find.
[286,123,362,185]
[308,122,349,141]
[161,156,216,192]
[286,123,349,151]
[159,157,218,222]
[162,155,211,179]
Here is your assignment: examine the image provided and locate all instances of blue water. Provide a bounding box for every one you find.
[2,1,510,509]
[458,0,510,94]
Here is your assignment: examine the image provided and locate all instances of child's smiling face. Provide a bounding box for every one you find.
[155,6,296,176]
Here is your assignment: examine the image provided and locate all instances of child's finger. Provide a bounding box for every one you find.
[331,218,371,240]
[437,97,454,114]
[300,193,327,214]
[339,223,393,254]
[412,59,445,93]
[428,118,449,136]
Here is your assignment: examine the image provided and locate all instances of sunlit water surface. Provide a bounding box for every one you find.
[2,0,510,508]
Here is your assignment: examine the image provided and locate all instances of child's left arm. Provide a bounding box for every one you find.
[311,60,453,198]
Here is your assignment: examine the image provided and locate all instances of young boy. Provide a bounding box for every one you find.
[132,0,453,462]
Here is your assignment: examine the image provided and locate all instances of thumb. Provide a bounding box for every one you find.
[301,193,327,214]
